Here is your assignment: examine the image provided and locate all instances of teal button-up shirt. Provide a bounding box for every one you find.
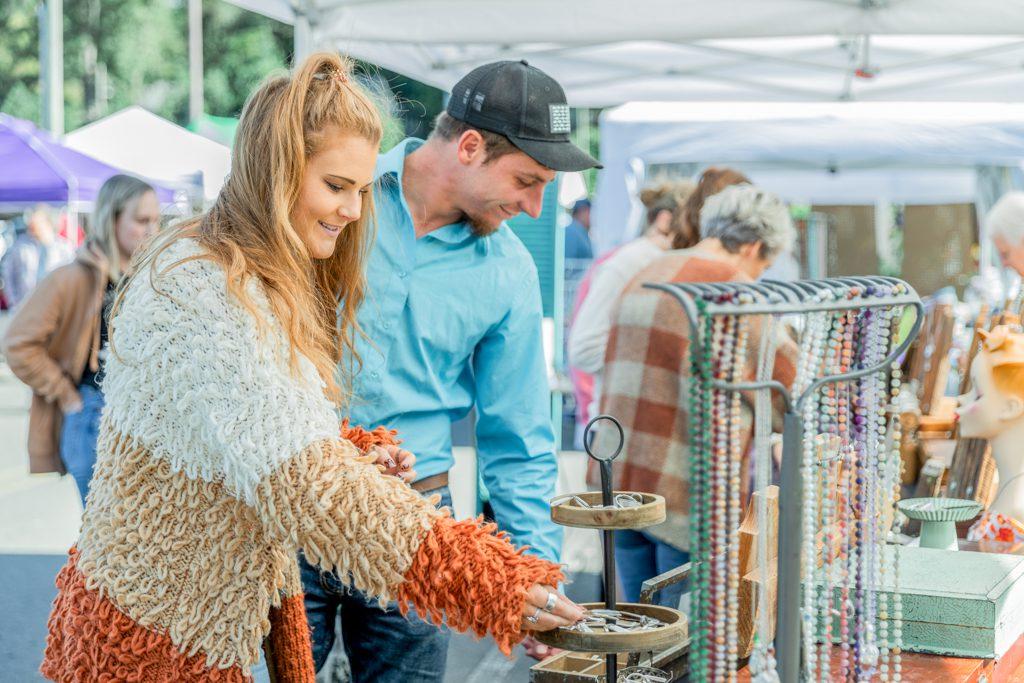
[347,138,561,562]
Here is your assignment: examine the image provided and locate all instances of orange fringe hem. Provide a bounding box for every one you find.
[41,548,249,682]
[396,515,565,656]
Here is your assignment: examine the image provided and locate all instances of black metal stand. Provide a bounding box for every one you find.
[584,415,625,683]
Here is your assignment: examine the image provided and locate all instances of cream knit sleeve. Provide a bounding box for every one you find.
[103,239,440,595]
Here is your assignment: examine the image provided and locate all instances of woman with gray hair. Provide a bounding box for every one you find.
[698,182,796,277]
[3,174,160,504]
[987,191,1024,276]
[591,182,798,608]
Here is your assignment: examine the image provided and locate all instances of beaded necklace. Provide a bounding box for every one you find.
[817,307,844,681]
[861,290,893,678]
[688,295,713,682]
[887,296,906,682]
[711,307,733,680]
[838,308,858,681]
[725,303,750,683]
[684,281,907,682]
[800,303,830,680]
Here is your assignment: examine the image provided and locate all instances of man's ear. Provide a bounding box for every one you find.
[456,130,486,166]
[999,394,1024,422]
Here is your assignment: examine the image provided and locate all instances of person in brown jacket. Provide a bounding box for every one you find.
[2,174,159,503]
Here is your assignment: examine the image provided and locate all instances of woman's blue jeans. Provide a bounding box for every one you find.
[614,529,689,608]
[59,384,104,504]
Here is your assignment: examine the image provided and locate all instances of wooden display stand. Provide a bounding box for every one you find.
[535,416,683,682]
[904,302,956,416]
[737,486,779,659]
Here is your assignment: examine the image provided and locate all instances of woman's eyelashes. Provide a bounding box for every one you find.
[325,179,371,196]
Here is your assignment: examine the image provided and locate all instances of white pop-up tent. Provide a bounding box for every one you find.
[65,107,231,203]
[227,0,1024,105]
[592,101,1024,254]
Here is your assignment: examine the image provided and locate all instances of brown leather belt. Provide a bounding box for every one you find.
[411,471,449,493]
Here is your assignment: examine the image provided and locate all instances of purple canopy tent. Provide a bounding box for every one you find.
[0,114,175,207]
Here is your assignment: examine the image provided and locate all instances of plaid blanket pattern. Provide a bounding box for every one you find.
[591,250,798,550]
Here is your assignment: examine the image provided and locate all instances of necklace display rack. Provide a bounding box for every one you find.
[646,275,922,683]
[538,415,687,683]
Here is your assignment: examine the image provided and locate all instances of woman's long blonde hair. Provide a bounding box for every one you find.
[124,52,382,405]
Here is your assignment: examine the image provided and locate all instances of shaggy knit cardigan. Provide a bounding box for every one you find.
[41,238,563,683]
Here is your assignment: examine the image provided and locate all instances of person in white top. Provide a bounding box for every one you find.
[569,167,749,421]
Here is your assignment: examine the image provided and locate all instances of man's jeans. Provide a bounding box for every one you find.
[614,529,689,608]
[300,486,452,682]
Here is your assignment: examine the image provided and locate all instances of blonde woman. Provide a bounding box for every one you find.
[38,53,582,683]
[3,175,159,503]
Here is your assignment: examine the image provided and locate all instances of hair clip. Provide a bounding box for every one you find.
[313,69,350,88]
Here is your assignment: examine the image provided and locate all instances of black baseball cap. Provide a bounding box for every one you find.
[446,60,602,172]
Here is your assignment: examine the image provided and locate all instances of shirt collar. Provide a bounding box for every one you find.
[428,222,476,244]
[375,137,423,182]
[375,137,477,245]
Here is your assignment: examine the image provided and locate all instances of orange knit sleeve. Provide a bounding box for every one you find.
[396,516,565,655]
[322,420,565,656]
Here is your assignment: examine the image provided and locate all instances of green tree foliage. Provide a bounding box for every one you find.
[63,0,187,130]
[0,0,444,146]
[0,0,295,131]
[0,2,42,122]
[201,0,293,119]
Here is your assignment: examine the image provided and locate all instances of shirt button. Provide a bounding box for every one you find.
[382,322,391,330]
[398,271,407,278]
[370,371,379,379]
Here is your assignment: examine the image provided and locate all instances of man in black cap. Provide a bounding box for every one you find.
[300,61,601,681]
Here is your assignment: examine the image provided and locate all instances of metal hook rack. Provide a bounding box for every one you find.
[643,275,924,683]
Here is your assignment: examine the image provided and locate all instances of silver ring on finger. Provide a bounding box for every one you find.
[526,606,543,624]
[543,591,558,613]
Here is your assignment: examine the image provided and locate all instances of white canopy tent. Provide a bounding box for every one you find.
[221,1,1024,251]
[226,0,1024,105]
[592,101,1024,254]
[65,107,231,203]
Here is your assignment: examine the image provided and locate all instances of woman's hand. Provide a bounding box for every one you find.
[59,390,83,416]
[520,583,586,632]
[369,445,416,483]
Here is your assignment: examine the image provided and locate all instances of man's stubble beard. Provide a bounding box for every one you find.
[465,212,503,237]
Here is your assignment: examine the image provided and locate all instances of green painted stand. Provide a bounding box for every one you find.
[898,497,983,551]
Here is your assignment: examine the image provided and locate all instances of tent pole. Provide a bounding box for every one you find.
[39,0,64,136]
[188,0,204,126]
[293,2,313,64]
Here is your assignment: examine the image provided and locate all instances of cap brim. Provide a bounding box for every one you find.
[506,134,603,172]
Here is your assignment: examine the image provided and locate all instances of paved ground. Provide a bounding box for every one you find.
[0,360,602,682]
